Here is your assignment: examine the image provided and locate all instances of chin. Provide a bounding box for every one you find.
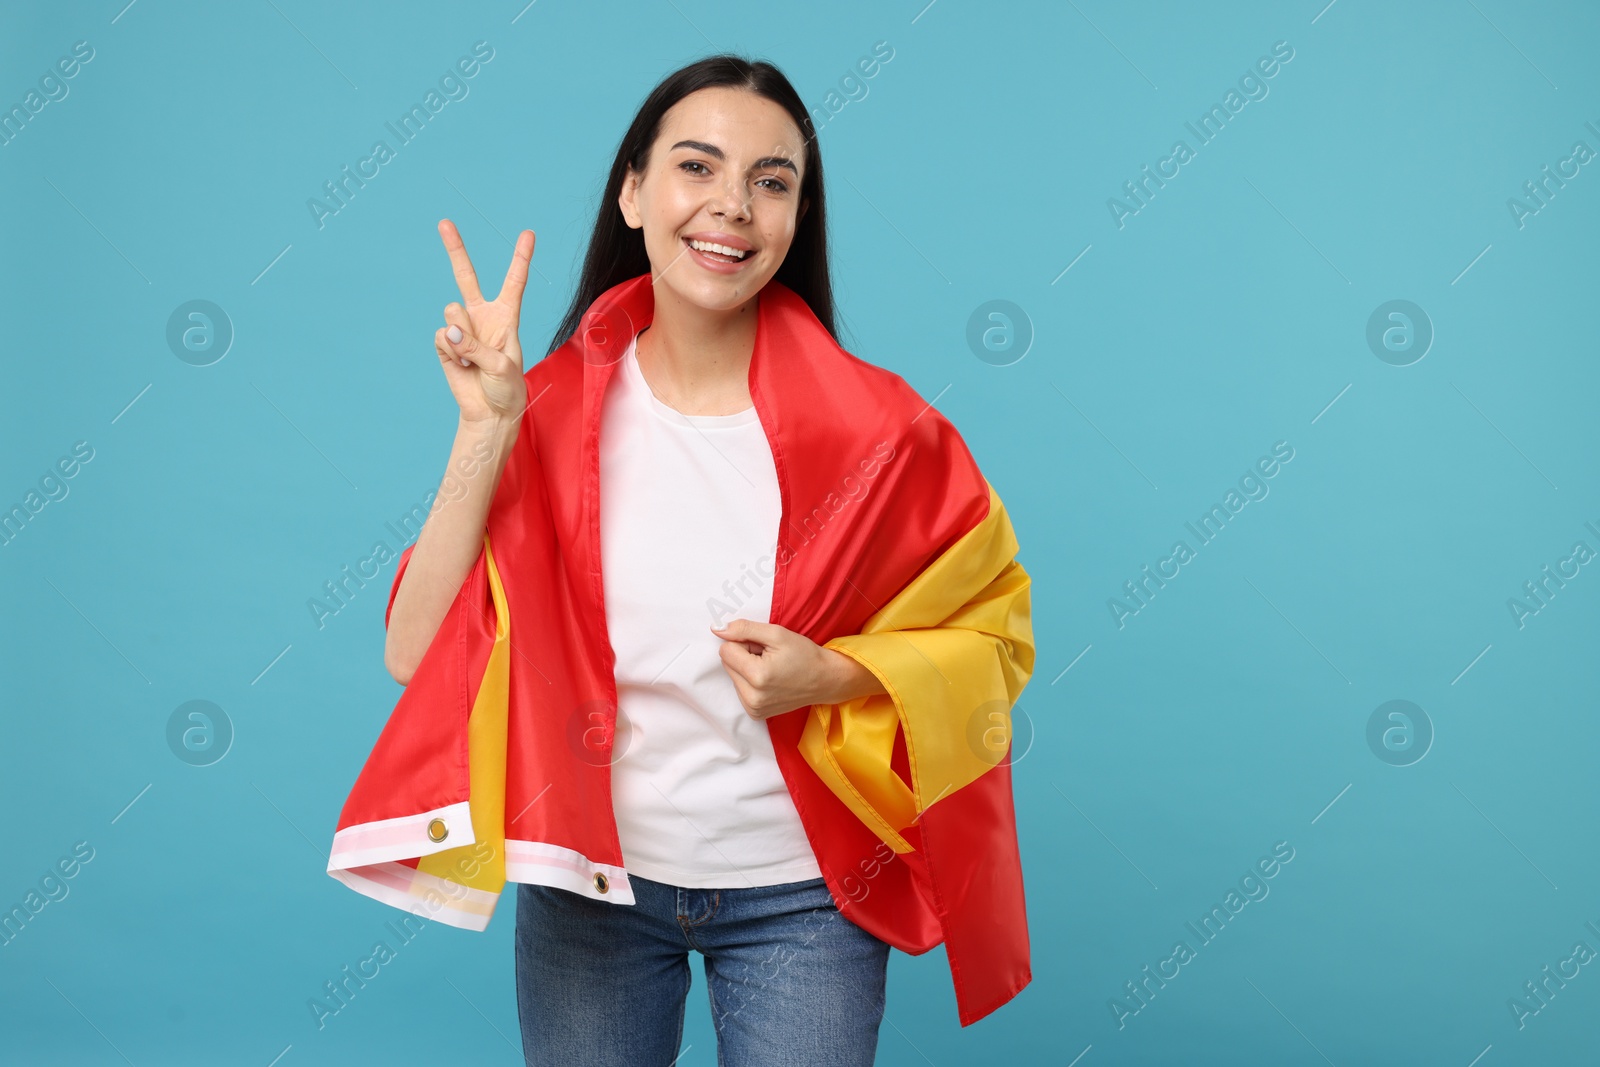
[657,270,770,312]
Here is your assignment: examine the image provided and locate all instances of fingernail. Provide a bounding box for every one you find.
[458,357,470,366]
[447,324,463,344]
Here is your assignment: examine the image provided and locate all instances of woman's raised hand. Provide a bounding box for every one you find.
[434,219,535,426]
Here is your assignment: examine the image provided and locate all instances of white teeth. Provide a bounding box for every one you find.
[689,239,748,259]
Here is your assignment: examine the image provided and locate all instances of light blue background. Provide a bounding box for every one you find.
[3,1,1597,1064]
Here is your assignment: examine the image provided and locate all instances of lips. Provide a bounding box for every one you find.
[682,236,755,273]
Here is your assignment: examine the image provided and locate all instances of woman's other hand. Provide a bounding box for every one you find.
[711,619,887,720]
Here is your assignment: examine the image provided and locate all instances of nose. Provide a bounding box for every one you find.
[709,174,751,223]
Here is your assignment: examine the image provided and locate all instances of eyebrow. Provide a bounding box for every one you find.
[669,139,799,176]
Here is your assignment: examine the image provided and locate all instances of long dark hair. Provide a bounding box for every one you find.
[545,55,835,357]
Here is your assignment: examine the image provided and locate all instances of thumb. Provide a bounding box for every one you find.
[711,618,772,661]
[711,617,779,645]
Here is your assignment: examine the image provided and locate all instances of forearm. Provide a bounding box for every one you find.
[815,646,888,706]
[384,416,519,684]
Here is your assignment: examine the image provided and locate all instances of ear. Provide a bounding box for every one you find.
[618,166,644,229]
[797,196,810,225]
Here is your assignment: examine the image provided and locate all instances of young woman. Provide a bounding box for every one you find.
[336,55,1034,1067]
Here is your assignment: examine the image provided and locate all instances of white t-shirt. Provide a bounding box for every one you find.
[598,333,823,888]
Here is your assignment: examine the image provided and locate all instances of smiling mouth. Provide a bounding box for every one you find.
[684,238,752,263]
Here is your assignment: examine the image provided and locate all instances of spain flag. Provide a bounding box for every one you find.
[328,275,1036,1026]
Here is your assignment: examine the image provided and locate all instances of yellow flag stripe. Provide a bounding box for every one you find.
[798,481,1035,853]
[417,536,510,892]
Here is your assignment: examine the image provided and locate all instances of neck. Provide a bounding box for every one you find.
[636,280,759,415]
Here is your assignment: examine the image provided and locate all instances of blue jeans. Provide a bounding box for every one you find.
[514,874,889,1066]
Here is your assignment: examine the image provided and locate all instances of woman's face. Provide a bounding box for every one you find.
[619,86,808,313]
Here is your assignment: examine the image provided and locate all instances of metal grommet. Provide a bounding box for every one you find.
[592,872,609,894]
[426,818,448,843]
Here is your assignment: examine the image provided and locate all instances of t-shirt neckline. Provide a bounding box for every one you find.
[625,335,759,429]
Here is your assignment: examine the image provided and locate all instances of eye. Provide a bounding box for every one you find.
[757,176,789,193]
[678,160,709,175]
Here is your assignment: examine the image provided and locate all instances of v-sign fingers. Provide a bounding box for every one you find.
[438,218,484,305]
[498,230,535,314]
